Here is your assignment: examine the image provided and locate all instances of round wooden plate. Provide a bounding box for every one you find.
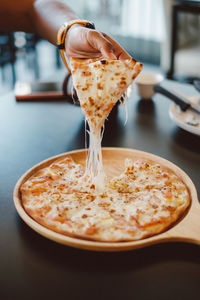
[13,148,200,252]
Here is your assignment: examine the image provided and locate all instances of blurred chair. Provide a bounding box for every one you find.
[25,33,40,78]
[0,32,16,86]
[167,0,200,81]
[15,32,41,79]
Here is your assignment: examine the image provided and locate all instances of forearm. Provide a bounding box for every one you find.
[0,0,131,60]
[30,0,79,45]
[0,0,79,45]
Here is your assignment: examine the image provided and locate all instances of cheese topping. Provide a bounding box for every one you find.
[21,157,190,242]
[70,58,143,190]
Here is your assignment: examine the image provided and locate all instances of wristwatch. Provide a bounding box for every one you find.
[57,19,95,73]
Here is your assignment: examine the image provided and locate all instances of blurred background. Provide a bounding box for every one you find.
[0,0,200,95]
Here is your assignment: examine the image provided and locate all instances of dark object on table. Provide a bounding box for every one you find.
[62,72,78,103]
[193,79,200,92]
[14,74,76,102]
[15,80,66,101]
[154,85,200,113]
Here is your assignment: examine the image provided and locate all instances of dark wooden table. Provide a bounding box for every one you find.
[0,80,200,300]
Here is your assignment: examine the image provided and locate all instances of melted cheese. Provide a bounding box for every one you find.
[70,58,143,190]
[21,157,190,242]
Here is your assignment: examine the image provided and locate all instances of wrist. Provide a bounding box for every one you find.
[57,20,95,72]
[57,20,95,50]
[64,23,84,51]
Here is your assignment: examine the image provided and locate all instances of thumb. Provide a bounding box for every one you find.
[87,30,117,59]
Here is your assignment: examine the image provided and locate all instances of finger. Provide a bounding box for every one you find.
[87,30,117,59]
[68,51,103,59]
[102,33,132,60]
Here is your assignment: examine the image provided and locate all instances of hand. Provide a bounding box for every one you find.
[65,24,132,60]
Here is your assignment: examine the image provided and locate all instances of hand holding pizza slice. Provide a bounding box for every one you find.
[65,25,133,60]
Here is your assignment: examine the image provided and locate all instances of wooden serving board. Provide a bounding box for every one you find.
[13,148,200,252]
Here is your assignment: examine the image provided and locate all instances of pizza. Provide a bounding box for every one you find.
[70,57,142,186]
[20,156,190,242]
[70,57,143,132]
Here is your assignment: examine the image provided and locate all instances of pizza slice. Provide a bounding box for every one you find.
[70,57,142,188]
[70,58,143,132]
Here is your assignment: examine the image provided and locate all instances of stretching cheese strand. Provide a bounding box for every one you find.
[84,89,131,192]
